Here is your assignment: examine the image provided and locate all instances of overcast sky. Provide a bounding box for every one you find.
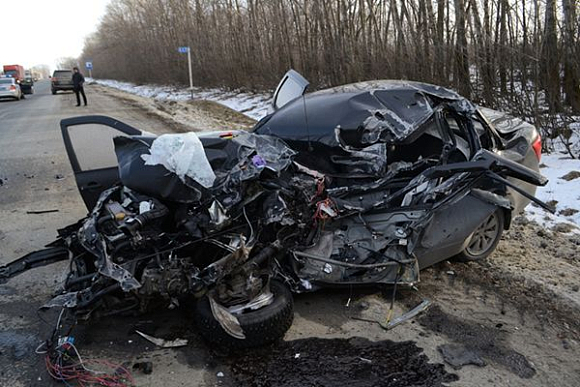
[0,0,110,71]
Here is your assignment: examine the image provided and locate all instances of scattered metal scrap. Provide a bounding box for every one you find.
[381,299,432,330]
[135,330,188,348]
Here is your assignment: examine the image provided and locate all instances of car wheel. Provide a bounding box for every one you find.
[51,89,56,95]
[193,280,293,349]
[455,209,504,262]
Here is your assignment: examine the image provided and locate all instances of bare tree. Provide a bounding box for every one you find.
[77,0,577,124]
[562,0,580,112]
[56,57,79,70]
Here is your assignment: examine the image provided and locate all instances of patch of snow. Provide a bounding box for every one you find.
[94,79,271,120]
[525,153,580,233]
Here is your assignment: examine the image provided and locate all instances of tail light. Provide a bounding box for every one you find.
[532,133,542,161]
[9,85,16,91]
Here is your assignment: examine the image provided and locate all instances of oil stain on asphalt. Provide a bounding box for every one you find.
[212,337,458,387]
[418,305,536,378]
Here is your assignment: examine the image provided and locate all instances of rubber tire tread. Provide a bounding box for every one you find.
[193,280,294,349]
[455,209,505,262]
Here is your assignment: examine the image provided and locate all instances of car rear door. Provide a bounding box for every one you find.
[60,116,142,210]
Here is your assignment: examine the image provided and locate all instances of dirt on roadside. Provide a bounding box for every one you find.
[95,83,256,133]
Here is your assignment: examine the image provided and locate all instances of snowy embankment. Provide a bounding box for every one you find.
[93,78,580,233]
[93,79,271,121]
[527,153,580,233]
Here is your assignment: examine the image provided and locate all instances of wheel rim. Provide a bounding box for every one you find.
[465,212,500,256]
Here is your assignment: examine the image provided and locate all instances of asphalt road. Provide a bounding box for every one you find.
[0,80,206,386]
[1,80,86,259]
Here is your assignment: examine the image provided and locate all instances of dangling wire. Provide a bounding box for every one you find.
[242,206,254,244]
[385,264,404,325]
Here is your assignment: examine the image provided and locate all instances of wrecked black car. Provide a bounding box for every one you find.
[1,70,551,350]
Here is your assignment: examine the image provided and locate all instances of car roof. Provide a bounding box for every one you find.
[255,79,475,146]
[310,79,464,100]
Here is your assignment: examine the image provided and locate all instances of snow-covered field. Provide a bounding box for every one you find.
[93,79,271,121]
[527,153,580,233]
[93,78,580,233]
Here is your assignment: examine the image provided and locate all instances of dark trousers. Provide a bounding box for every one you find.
[74,87,87,106]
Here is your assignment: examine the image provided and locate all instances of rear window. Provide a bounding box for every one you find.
[5,70,17,77]
[0,79,13,84]
[54,71,72,77]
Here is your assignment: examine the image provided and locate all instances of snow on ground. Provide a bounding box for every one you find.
[525,152,580,233]
[93,78,580,232]
[93,79,271,121]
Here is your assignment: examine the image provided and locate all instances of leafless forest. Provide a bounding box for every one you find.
[80,0,579,144]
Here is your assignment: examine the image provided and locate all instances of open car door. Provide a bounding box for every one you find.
[60,116,142,210]
[272,69,309,111]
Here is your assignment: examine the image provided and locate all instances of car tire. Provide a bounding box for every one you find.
[51,89,56,95]
[455,209,505,262]
[193,280,294,349]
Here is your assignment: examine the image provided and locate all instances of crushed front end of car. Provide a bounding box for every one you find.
[1,80,552,353]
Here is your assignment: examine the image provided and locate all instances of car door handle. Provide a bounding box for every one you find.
[86,181,102,189]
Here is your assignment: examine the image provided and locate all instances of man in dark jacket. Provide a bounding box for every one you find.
[72,67,87,106]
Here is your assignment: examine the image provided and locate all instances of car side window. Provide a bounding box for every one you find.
[65,124,128,171]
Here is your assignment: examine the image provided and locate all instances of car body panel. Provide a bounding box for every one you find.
[478,107,540,214]
[60,116,142,209]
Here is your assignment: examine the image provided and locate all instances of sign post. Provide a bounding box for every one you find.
[178,46,193,99]
[85,61,93,78]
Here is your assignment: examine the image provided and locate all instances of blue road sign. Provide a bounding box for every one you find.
[85,61,93,70]
[178,46,190,53]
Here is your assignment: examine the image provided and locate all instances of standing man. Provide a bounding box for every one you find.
[72,67,87,106]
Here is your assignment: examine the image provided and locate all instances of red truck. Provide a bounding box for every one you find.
[3,64,25,80]
[3,64,33,94]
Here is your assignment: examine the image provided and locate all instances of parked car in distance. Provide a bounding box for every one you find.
[20,76,34,95]
[0,77,22,101]
[51,70,74,94]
